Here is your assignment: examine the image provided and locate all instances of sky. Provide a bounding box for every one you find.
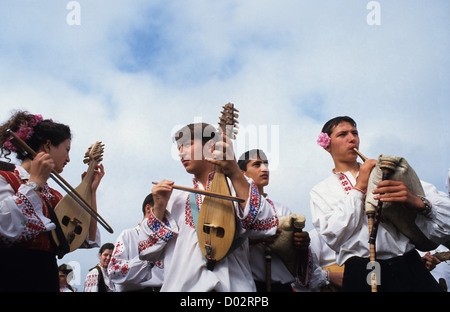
[0,1,449,289]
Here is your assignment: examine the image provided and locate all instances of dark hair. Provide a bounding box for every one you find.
[58,264,73,275]
[238,149,268,171]
[142,193,154,216]
[99,243,114,255]
[0,110,71,161]
[173,123,217,147]
[321,116,357,136]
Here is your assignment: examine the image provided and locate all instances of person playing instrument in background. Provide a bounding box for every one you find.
[238,149,320,292]
[0,110,104,292]
[108,193,163,292]
[310,116,450,292]
[138,122,278,291]
[84,242,115,292]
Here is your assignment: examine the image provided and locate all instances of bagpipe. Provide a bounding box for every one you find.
[354,148,448,291]
[264,214,306,291]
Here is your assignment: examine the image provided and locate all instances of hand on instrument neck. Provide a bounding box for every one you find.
[82,163,105,193]
[205,136,249,209]
[205,158,250,210]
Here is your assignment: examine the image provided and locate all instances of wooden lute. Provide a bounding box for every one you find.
[52,141,104,252]
[197,103,239,267]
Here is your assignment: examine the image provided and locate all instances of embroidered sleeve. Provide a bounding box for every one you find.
[238,180,278,237]
[108,230,153,288]
[138,210,178,261]
[0,181,55,246]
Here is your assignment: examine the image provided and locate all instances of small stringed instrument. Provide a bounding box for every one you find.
[52,141,104,252]
[197,103,240,268]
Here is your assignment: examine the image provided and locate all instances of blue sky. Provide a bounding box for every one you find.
[1,1,449,288]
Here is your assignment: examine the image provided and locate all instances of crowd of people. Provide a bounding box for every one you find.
[0,110,449,292]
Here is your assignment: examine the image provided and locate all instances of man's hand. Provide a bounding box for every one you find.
[151,180,174,220]
[373,180,424,210]
[293,231,310,252]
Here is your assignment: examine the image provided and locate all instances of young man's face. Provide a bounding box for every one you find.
[178,139,212,175]
[243,157,269,188]
[326,121,360,163]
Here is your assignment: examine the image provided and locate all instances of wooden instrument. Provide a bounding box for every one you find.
[266,214,306,277]
[6,130,114,251]
[197,103,240,268]
[52,142,110,252]
[368,160,397,246]
[354,148,385,292]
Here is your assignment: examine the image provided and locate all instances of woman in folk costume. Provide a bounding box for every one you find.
[0,110,104,292]
[237,149,318,292]
[138,123,278,292]
[310,116,450,291]
[84,243,115,292]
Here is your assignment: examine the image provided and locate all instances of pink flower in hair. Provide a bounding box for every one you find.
[3,140,15,151]
[29,114,43,127]
[317,132,331,149]
[2,114,44,152]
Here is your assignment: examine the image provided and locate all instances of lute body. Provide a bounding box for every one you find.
[197,168,236,262]
[52,142,104,252]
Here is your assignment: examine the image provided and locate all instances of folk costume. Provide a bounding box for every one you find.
[108,223,164,292]
[0,165,100,291]
[138,173,278,292]
[84,263,115,292]
[310,168,450,291]
[249,197,316,292]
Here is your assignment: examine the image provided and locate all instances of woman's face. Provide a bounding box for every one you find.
[46,139,71,173]
[99,248,113,267]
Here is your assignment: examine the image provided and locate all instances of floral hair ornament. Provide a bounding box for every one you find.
[3,114,44,152]
[317,132,331,149]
